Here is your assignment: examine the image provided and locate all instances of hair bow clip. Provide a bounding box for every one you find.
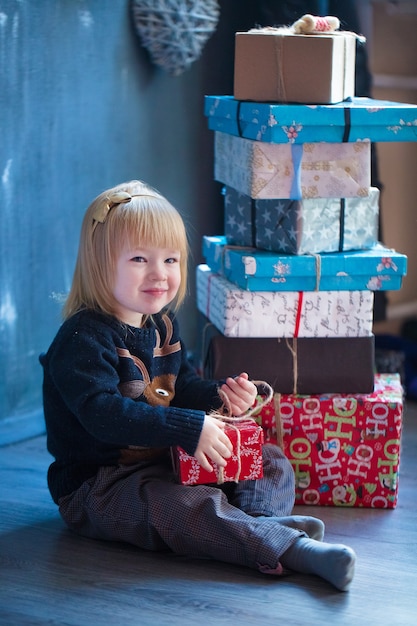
[92,191,133,224]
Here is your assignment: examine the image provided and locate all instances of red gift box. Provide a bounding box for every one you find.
[275,374,404,508]
[252,395,283,447]
[172,419,264,485]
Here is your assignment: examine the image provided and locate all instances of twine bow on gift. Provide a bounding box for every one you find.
[250,13,366,41]
[248,14,366,104]
[210,380,273,484]
[292,14,340,34]
[291,14,366,41]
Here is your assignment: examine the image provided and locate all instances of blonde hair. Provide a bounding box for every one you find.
[63,180,189,321]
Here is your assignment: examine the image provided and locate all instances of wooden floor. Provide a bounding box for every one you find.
[1,404,417,626]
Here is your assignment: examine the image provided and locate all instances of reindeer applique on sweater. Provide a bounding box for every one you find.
[117,314,181,408]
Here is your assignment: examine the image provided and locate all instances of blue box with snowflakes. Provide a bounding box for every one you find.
[205,95,417,144]
[223,185,380,254]
[202,235,407,292]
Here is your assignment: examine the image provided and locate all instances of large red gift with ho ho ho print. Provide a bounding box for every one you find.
[255,374,403,508]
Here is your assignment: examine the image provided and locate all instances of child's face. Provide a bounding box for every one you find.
[112,245,182,327]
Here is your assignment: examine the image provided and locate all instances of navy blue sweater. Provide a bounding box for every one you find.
[40,309,223,503]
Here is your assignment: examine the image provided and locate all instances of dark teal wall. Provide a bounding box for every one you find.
[0,1,248,442]
[0,1,372,442]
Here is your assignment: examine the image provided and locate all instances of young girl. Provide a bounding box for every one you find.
[40,180,356,591]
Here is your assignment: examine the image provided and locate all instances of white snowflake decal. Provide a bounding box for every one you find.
[268,113,278,127]
[273,260,290,276]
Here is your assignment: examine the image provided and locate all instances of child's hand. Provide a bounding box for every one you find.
[194,415,233,473]
[220,372,257,416]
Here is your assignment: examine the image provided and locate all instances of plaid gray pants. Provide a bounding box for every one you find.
[58,444,301,572]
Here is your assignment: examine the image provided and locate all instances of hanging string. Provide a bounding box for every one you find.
[273,393,284,448]
[285,338,299,395]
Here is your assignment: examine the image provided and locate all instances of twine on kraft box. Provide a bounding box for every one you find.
[249,14,365,103]
[210,380,273,483]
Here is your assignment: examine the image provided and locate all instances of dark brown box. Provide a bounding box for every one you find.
[199,319,375,395]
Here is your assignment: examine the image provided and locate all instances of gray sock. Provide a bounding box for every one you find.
[277,515,325,541]
[280,537,356,591]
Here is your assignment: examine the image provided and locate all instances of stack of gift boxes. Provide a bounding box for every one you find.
[190,24,417,508]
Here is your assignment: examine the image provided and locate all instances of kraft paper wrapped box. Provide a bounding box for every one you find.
[214,132,371,200]
[205,95,417,144]
[196,264,374,339]
[198,315,375,395]
[172,420,264,485]
[202,235,407,292]
[275,374,404,508]
[233,29,357,104]
[222,185,380,254]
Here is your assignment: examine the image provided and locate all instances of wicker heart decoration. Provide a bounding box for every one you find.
[131,0,220,76]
